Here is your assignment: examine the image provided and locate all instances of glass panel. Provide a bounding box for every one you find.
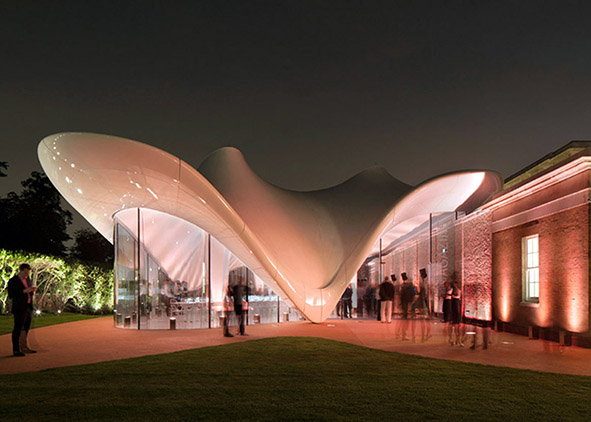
[210,236,228,329]
[249,273,280,324]
[114,223,137,329]
[137,209,209,330]
[526,268,539,299]
[210,235,289,329]
[114,208,296,330]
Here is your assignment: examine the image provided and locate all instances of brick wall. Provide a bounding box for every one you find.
[462,212,493,321]
[492,204,589,333]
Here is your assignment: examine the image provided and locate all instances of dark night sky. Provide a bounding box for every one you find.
[2,1,591,232]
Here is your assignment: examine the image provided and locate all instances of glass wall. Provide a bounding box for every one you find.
[208,236,299,328]
[114,224,138,328]
[355,262,379,319]
[353,212,459,320]
[113,208,300,330]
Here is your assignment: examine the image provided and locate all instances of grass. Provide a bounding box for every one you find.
[1,337,590,421]
[0,312,108,335]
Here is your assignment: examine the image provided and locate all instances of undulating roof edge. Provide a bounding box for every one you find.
[37,132,502,323]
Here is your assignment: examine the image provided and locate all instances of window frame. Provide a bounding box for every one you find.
[522,234,540,304]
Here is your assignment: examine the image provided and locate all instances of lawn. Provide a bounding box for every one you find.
[0,312,108,335]
[1,336,590,421]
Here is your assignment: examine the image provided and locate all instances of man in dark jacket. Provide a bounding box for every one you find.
[400,272,416,320]
[7,263,37,356]
[341,284,353,318]
[232,277,249,336]
[378,276,395,323]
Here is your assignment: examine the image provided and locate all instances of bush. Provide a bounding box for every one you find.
[0,249,113,314]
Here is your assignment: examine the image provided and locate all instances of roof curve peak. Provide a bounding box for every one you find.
[198,145,411,196]
[37,132,502,323]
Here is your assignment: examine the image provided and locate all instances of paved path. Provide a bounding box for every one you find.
[2,317,591,375]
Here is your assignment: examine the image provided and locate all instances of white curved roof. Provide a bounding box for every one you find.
[38,132,502,322]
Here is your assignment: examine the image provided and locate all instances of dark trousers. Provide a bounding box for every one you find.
[12,307,32,352]
[401,300,410,319]
[443,299,452,322]
[235,310,246,335]
[343,299,352,318]
[223,310,232,336]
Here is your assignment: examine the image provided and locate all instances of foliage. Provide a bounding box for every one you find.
[0,171,72,256]
[1,337,591,421]
[70,228,114,267]
[0,248,113,314]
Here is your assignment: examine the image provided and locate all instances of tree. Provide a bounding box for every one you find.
[0,171,72,256]
[0,161,7,177]
[70,228,113,267]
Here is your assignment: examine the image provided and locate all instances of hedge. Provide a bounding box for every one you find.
[0,249,114,314]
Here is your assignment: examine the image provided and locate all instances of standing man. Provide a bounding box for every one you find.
[342,284,353,318]
[233,277,249,336]
[7,263,37,356]
[378,276,394,323]
[400,273,415,320]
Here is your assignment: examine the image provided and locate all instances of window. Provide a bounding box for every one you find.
[522,235,539,303]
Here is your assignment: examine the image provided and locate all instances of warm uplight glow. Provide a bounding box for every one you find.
[564,271,587,333]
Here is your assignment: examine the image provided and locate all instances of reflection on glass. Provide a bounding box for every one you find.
[113,208,299,330]
[114,224,137,328]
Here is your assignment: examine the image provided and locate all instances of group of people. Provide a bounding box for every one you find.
[370,272,481,347]
[377,272,430,323]
[374,273,432,342]
[4,261,479,350]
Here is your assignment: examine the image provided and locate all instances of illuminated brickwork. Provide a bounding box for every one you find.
[492,204,589,333]
[462,212,493,321]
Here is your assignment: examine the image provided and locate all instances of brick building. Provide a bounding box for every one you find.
[372,141,591,346]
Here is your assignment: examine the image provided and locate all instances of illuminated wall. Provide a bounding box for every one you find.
[491,164,590,334]
[492,204,589,333]
[462,211,493,321]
